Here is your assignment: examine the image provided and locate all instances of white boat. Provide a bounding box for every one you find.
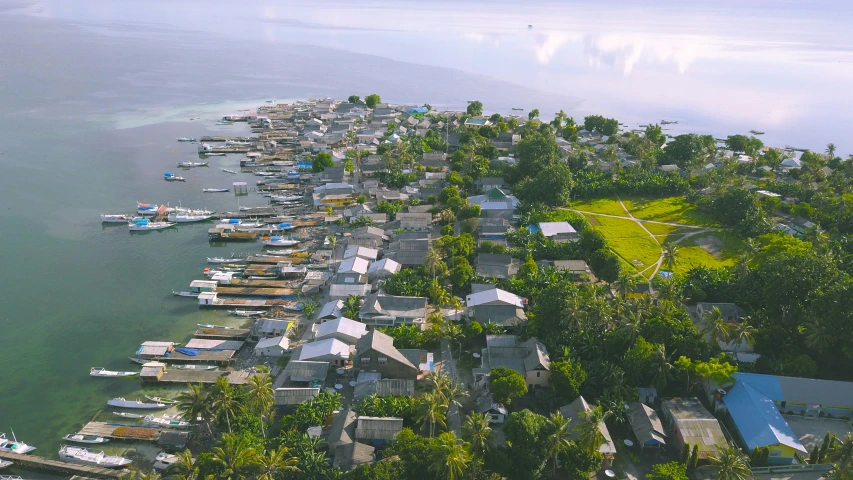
[144,414,190,429]
[172,290,199,297]
[0,460,12,469]
[113,412,144,419]
[264,248,304,256]
[205,152,227,156]
[136,203,160,215]
[0,433,35,454]
[216,121,233,126]
[100,214,140,223]
[229,309,265,317]
[262,236,300,247]
[167,213,213,223]
[235,222,265,230]
[221,168,237,174]
[144,395,178,405]
[153,452,183,471]
[177,161,208,168]
[197,324,235,329]
[62,434,109,444]
[174,364,218,371]
[164,173,185,182]
[58,445,132,468]
[270,194,302,202]
[129,219,176,231]
[177,137,196,142]
[253,171,276,177]
[172,206,216,216]
[225,140,251,146]
[107,398,168,409]
[207,257,243,263]
[203,188,230,193]
[90,367,138,378]
[128,357,147,365]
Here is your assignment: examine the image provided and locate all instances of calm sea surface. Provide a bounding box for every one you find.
[0,0,851,470]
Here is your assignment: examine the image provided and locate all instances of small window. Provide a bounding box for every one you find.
[378,357,388,365]
[360,358,370,365]
[536,372,541,378]
[769,450,781,457]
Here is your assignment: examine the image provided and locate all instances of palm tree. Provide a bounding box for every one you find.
[254,448,299,480]
[327,235,337,266]
[827,143,837,161]
[662,243,678,272]
[430,431,471,480]
[246,374,274,438]
[612,272,637,300]
[442,321,466,358]
[648,344,674,390]
[425,248,446,279]
[417,391,448,437]
[805,319,833,354]
[709,444,753,480]
[830,433,853,480]
[210,377,240,433]
[462,413,492,461]
[176,383,213,435]
[167,450,198,480]
[730,319,757,360]
[211,433,257,480]
[618,310,644,346]
[544,411,573,477]
[576,406,610,453]
[342,294,362,319]
[700,306,731,344]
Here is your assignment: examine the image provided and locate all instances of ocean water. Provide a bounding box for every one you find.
[0,0,851,471]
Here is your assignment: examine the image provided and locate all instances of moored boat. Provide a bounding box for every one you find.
[0,433,36,454]
[0,460,12,469]
[177,137,197,142]
[174,364,217,371]
[107,398,168,409]
[128,357,147,365]
[144,395,178,405]
[172,290,199,297]
[269,194,303,202]
[221,168,237,174]
[129,219,176,231]
[167,213,213,223]
[164,172,186,182]
[62,434,109,444]
[207,257,244,263]
[58,445,132,468]
[262,236,301,247]
[229,309,266,317]
[101,214,140,223]
[177,161,209,168]
[113,412,144,419]
[197,323,235,329]
[136,203,159,215]
[90,367,138,378]
[153,452,181,470]
[143,414,190,429]
[203,188,230,193]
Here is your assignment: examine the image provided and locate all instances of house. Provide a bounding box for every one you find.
[559,396,616,458]
[333,441,375,472]
[476,217,511,245]
[367,258,401,281]
[477,177,507,192]
[722,382,807,463]
[329,283,372,300]
[354,330,419,379]
[351,226,388,243]
[397,212,432,230]
[282,360,330,383]
[464,118,490,128]
[476,393,508,424]
[344,246,379,261]
[317,299,344,322]
[159,431,189,452]
[353,379,415,402]
[536,221,578,242]
[355,417,404,443]
[696,302,746,322]
[314,317,368,345]
[328,408,357,451]
[295,338,352,366]
[475,253,519,280]
[726,373,853,419]
[252,319,294,341]
[626,402,666,451]
[254,336,289,357]
[275,387,321,406]
[359,292,428,328]
[467,188,520,219]
[473,335,550,389]
[553,260,591,276]
[660,398,726,460]
[465,286,527,327]
[389,238,431,267]
[337,256,370,276]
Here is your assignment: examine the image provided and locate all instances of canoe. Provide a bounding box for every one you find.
[90,367,138,378]
[107,398,168,409]
[62,434,109,444]
[144,414,190,429]
[128,357,147,365]
[197,324,236,329]
[144,395,178,405]
[229,309,265,317]
[113,412,145,419]
[174,364,217,371]
[172,290,199,297]
[0,460,12,469]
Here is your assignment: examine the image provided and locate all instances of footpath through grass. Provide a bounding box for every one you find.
[622,196,718,226]
[568,198,628,217]
[670,231,742,274]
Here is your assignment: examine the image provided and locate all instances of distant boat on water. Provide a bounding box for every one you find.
[101,214,140,223]
[164,172,185,182]
[222,168,237,174]
[113,412,144,419]
[90,367,138,378]
[107,398,168,409]
[168,213,213,223]
[177,161,208,168]
[174,364,217,371]
[229,309,265,317]
[203,188,230,193]
[177,137,196,142]
[129,219,176,231]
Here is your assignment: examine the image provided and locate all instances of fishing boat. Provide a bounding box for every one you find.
[264,248,304,256]
[269,194,303,202]
[0,460,12,469]
[58,445,132,468]
[197,323,235,329]
[177,161,209,168]
[660,119,678,125]
[100,214,140,223]
[144,395,178,405]
[203,188,230,193]
[153,452,183,471]
[107,398,168,409]
[144,414,190,429]
[215,120,233,126]
[253,171,276,177]
[207,257,244,263]
[174,364,217,371]
[235,221,265,230]
[62,434,109,444]
[225,140,251,146]
[164,172,186,182]
[229,309,265,317]
[749,130,765,135]
[90,367,138,378]
[172,290,199,297]
[129,219,176,231]
[128,357,148,365]
[113,412,144,419]
[167,213,213,223]
[0,433,36,454]
[262,236,301,247]
[136,203,159,215]
[177,137,196,142]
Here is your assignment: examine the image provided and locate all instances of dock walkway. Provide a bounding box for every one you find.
[194,327,250,339]
[155,370,265,385]
[0,451,128,478]
[77,422,160,442]
[153,349,235,364]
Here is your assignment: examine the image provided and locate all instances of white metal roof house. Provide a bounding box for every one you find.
[537,221,578,242]
[314,317,368,345]
[317,299,344,321]
[337,256,370,275]
[254,336,290,357]
[465,287,527,327]
[282,360,330,383]
[367,258,401,280]
[343,246,379,261]
[296,338,352,366]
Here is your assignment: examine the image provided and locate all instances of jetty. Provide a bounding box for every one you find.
[227,278,289,287]
[246,256,307,264]
[76,422,160,442]
[198,293,299,308]
[194,327,251,339]
[153,349,235,364]
[214,286,299,297]
[152,369,265,385]
[0,451,128,478]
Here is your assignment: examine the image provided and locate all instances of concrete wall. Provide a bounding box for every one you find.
[526,369,550,388]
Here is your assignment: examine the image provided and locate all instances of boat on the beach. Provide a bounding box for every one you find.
[129,219,176,231]
[90,367,138,378]
[167,213,213,223]
[153,452,183,471]
[174,364,217,371]
[107,398,168,409]
[58,445,132,468]
[221,168,237,174]
[254,171,276,177]
[177,137,196,142]
[62,434,109,444]
[144,414,190,429]
[144,395,178,405]
[0,433,36,454]
[100,214,140,223]
[164,172,186,182]
[262,236,300,247]
[172,290,199,297]
[197,323,235,329]
[113,412,144,419]
[235,222,265,230]
[207,257,244,263]
[229,309,265,317]
[0,460,12,469]
[177,161,209,168]
[203,188,230,193]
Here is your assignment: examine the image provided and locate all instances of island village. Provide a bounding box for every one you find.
[6,95,853,480]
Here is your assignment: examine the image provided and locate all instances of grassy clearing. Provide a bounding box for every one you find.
[642,222,689,236]
[568,198,628,217]
[623,196,718,226]
[590,215,650,238]
[609,237,661,270]
[671,231,742,274]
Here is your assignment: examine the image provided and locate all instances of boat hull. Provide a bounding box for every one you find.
[63,435,109,444]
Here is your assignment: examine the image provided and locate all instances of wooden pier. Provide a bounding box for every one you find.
[77,422,160,442]
[203,297,298,308]
[227,278,289,287]
[199,136,253,142]
[246,256,306,264]
[215,287,299,298]
[155,369,264,385]
[154,349,235,364]
[194,327,251,339]
[0,451,129,478]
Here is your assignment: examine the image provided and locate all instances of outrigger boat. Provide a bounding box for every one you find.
[128,357,148,365]
[90,367,138,378]
[100,214,140,223]
[207,257,244,263]
[197,323,235,329]
[221,168,237,174]
[177,161,208,168]
[203,188,230,193]
[144,395,178,405]
[167,213,213,223]
[107,398,168,409]
[62,434,109,444]
[144,414,190,429]
[174,364,217,371]
[172,290,199,297]
[129,219,176,231]
[0,432,36,454]
[229,309,265,317]
[262,236,300,247]
[164,172,186,182]
[58,445,132,468]
[113,412,144,419]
